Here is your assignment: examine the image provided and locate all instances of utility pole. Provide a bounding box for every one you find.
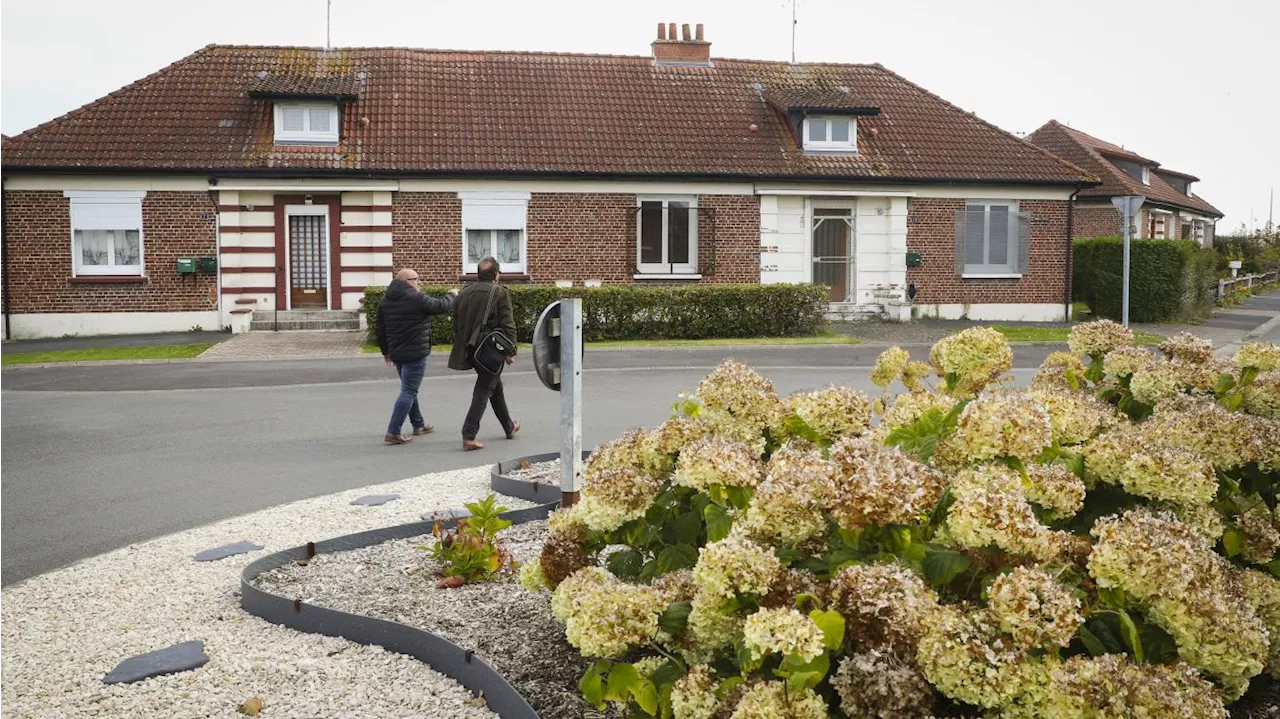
[1269,187,1274,232]
[326,0,332,50]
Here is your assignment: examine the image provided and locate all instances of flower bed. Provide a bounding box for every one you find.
[518,325,1280,718]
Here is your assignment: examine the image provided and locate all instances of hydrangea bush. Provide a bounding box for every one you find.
[520,327,1280,718]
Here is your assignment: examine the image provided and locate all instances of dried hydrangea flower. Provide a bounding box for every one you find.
[518,557,550,592]
[645,415,715,475]
[728,681,827,719]
[1244,371,1280,419]
[1032,351,1087,390]
[1068,319,1133,358]
[652,568,699,605]
[1024,462,1085,520]
[786,385,871,440]
[871,346,911,388]
[828,437,948,531]
[741,607,825,662]
[986,567,1083,650]
[828,563,939,653]
[674,435,763,491]
[1082,431,1216,506]
[946,465,1064,562]
[901,361,932,390]
[563,578,664,658]
[831,647,936,719]
[1026,387,1118,446]
[538,529,591,587]
[929,327,1014,396]
[693,360,788,443]
[585,427,651,479]
[670,664,720,719]
[1236,342,1280,372]
[951,390,1052,464]
[1239,568,1280,678]
[1168,501,1225,548]
[875,390,956,436]
[743,444,838,545]
[761,568,827,610]
[552,566,614,621]
[1238,501,1280,564]
[1160,331,1216,364]
[1102,344,1156,378]
[1143,395,1259,470]
[1043,654,1229,719]
[915,604,1027,709]
[687,589,743,651]
[1129,361,1188,405]
[692,534,781,600]
[578,466,663,532]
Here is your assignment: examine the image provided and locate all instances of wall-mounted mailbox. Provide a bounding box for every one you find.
[176,258,197,274]
[197,257,217,273]
[905,252,923,267]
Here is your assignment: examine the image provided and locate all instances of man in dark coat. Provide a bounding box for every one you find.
[375,269,458,444]
[449,257,519,451]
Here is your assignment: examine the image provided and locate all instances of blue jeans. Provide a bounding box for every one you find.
[387,357,427,435]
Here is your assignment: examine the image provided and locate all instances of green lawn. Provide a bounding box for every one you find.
[1,342,220,366]
[362,332,859,353]
[993,326,1164,344]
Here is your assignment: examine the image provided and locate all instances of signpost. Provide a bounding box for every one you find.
[531,299,584,507]
[1111,196,1145,328]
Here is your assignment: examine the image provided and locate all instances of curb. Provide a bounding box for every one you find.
[240,502,558,719]
[491,451,593,503]
[1243,312,1280,342]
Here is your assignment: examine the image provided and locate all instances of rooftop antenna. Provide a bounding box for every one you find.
[326,0,332,49]
[791,0,797,64]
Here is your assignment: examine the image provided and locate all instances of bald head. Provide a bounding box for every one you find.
[395,268,421,284]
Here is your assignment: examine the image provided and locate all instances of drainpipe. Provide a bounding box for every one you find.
[2,176,10,340]
[208,178,221,333]
[1065,183,1082,323]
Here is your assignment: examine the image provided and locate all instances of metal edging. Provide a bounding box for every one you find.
[240,502,558,719]
[490,451,593,503]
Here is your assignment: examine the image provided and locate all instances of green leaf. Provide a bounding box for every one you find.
[606,662,640,702]
[1264,559,1280,579]
[658,601,693,636]
[674,510,703,545]
[580,661,607,708]
[1215,373,1237,396]
[1060,450,1085,479]
[785,671,822,697]
[703,504,732,543]
[716,676,744,700]
[884,526,912,553]
[928,486,956,529]
[632,679,659,715]
[1223,529,1246,558]
[1080,614,1127,654]
[921,546,971,586]
[607,548,646,579]
[777,652,830,694]
[655,544,699,575]
[809,609,846,650]
[650,661,683,689]
[1085,356,1105,383]
[1139,621,1179,664]
[784,414,825,444]
[724,486,752,511]
[1117,609,1143,663]
[1075,625,1107,656]
[1098,586,1126,609]
[735,638,763,673]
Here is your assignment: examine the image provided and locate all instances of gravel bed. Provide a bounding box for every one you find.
[254,520,613,719]
[504,458,561,485]
[1,466,532,719]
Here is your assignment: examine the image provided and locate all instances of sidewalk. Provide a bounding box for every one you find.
[1,330,231,354]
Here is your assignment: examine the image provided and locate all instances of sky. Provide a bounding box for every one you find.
[2,0,1276,232]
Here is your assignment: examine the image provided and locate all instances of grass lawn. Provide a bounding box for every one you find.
[1,342,220,366]
[361,331,859,353]
[993,326,1164,344]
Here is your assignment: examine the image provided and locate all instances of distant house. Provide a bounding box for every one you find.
[1,24,1096,339]
[1026,121,1221,246]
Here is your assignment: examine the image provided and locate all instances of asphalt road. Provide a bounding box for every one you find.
[1,346,1047,586]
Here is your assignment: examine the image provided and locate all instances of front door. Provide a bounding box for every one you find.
[288,211,329,308]
[812,207,855,302]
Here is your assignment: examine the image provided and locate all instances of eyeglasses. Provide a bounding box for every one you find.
[405,276,421,282]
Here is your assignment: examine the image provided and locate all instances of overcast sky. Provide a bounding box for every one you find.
[3,0,1276,231]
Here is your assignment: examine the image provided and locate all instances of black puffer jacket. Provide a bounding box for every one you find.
[375,279,456,362]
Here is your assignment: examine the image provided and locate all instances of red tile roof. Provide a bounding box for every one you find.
[2,45,1093,185]
[247,73,361,100]
[1026,120,1220,217]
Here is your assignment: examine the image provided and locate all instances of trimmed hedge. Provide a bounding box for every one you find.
[362,283,829,345]
[1074,236,1217,322]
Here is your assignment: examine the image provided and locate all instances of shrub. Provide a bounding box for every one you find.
[1074,236,1217,322]
[524,327,1280,717]
[420,495,515,587]
[362,283,829,345]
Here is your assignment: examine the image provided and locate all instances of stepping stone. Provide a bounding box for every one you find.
[350,494,400,506]
[194,540,263,562]
[422,507,471,523]
[103,640,209,685]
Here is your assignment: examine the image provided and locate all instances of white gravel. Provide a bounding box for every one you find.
[1,465,533,719]
[503,459,561,485]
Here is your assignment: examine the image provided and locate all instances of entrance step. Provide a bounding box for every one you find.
[250,309,360,332]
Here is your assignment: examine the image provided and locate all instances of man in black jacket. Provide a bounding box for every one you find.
[375,269,458,444]
[449,257,519,451]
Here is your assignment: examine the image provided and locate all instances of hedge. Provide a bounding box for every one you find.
[1074,236,1217,322]
[363,283,829,345]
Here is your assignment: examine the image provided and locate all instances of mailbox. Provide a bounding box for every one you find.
[176,258,197,274]
[905,252,923,267]
[197,257,217,273]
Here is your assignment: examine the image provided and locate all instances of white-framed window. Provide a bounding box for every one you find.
[1150,211,1169,239]
[65,190,145,276]
[957,200,1028,277]
[273,102,340,144]
[637,196,698,275]
[460,192,528,274]
[803,115,857,152]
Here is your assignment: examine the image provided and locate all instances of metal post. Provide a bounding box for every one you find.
[559,298,583,507]
[1121,202,1131,328]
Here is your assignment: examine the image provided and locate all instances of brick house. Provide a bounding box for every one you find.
[1026,120,1222,246]
[1,25,1097,339]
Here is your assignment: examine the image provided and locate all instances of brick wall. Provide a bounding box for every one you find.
[392,191,760,284]
[1074,205,1122,238]
[905,198,1069,305]
[5,190,217,313]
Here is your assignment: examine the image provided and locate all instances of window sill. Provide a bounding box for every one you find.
[962,273,1022,280]
[459,273,531,284]
[70,275,149,285]
[633,273,703,281]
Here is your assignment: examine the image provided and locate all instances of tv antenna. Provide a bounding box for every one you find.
[326,0,332,49]
[791,0,797,63]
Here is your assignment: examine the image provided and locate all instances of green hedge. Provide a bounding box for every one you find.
[1074,236,1217,322]
[363,283,829,345]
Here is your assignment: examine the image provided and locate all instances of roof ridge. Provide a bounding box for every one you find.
[5,44,218,143]
[870,71,1097,184]
[1040,121,1138,194]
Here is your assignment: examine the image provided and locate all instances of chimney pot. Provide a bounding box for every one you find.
[668,23,677,40]
[657,23,666,40]
[696,23,704,41]
[681,23,691,41]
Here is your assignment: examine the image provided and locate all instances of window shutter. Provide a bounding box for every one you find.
[1015,211,1032,274]
[70,199,143,230]
[460,192,529,230]
[954,209,967,273]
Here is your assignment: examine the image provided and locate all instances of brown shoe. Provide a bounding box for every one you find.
[506,420,521,440]
[462,439,485,451]
[413,425,434,436]
[384,433,412,445]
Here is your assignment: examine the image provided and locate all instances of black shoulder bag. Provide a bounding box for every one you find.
[469,285,515,374]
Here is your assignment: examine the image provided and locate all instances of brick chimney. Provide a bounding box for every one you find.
[651,22,711,66]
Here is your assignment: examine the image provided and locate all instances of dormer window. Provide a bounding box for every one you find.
[803,116,857,152]
[273,102,339,145]
[1141,166,1150,185]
